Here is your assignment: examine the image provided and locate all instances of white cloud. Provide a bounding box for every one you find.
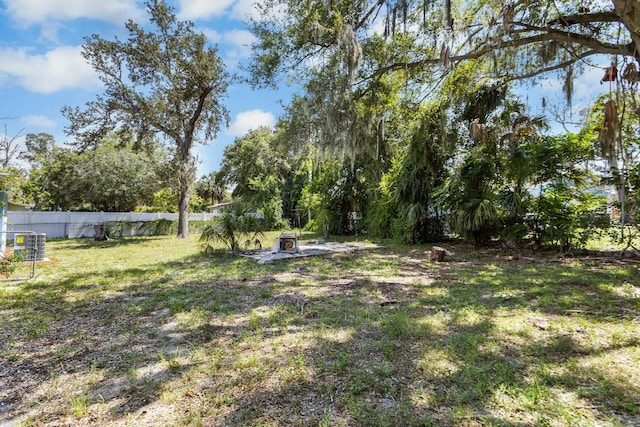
[538,77,563,92]
[0,46,101,94]
[227,109,276,136]
[203,29,222,44]
[3,0,143,26]
[177,0,268,23]
[573,65,607,96]
[177,0,235,21]
[223,29,256,47]
[223,29,256,58]
[230,0,288,22]
[207,28,257,68]
[229,0,261,21]
[21,115,57,129]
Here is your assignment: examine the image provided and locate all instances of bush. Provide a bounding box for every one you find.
[532,185,607,251]
[0,251,25,277]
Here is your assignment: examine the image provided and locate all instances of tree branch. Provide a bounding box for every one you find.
[370,23,635,82]
[355,0,386,31]
[547,11,620,26]
[496,49,598,86]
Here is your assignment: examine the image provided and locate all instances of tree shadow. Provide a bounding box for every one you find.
[1,241,638,425]
[206,244,639,425]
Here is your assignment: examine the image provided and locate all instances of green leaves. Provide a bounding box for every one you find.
[21,137,171,212]
[63,0,230,237]
[199,202,265,252]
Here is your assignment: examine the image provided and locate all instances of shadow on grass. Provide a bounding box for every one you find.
[50,235,170,250]
[0,240,638,425]
[195,249,638,425]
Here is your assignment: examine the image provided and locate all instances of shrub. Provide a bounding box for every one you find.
[199,202,264,252]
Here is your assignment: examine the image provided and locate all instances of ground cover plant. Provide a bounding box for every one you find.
[0,234,639,426]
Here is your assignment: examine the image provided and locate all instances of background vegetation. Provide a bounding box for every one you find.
[1,0,639,248]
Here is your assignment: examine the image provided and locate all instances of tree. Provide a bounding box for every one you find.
[21,135,170,211]
[216,127,294,229]
[526,133,601,251]
[250,0,640,91]
[248,0,640,175]
[0,124,24,168]
[72,141,168,212]
[19,133,57,210]
[62,0,230,237]
[246,0,640,246]
[217,127,279,198]
[195,173,226,206]
[22,145,79,211]
[199,202,264,252]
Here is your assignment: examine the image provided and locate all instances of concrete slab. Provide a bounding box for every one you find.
[237,241,382,264]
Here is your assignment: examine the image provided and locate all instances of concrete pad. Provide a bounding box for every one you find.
[237,241,382,264]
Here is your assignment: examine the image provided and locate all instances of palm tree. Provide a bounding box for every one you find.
[199,202,264,252]
[196,173,227,205]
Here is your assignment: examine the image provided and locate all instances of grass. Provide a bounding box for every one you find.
[0,232,639,426]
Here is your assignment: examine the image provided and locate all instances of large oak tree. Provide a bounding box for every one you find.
[63,0,229,237]
[249,0,640,88]
[247,0,640,243]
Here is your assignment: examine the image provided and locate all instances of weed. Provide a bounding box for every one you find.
[158,347,182,370]
[259,285,273,299]
[248,310,262,331]
[0,251,25,277]
[373,361,395,377]
[382,310,424,339]
[379,341,398,359]
[69,394,91,418]
[334,352,351,372]
[2,350,20,362]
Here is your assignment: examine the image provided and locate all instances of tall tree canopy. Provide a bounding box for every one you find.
[216,127,300,229]
[62,0,230,237]
[243,0,639,247]
[250,0,640,89]
[247,0,640,197]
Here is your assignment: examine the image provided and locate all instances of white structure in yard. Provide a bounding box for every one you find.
[6,211,217,239]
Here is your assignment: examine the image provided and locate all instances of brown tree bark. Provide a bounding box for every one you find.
[613,0,640,60]
[176,138,195,239]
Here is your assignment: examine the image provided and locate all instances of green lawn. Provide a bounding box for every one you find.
[1,234,639,426]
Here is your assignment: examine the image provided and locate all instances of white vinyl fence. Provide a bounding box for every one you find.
[6,211,218,239]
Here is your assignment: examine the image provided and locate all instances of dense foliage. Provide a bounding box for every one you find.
[216,127,305,230]
[226,0,640,251]
[17,133,174,212]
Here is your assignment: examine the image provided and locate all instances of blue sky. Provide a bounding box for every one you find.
[0,0,293,176]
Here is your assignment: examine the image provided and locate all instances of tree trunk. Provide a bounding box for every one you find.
[430,246,454,262]
[176,141,195,239]
[613,0,640,58]
[176,184,190,238]
[94,223,108,241]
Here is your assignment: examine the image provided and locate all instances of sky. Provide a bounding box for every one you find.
[0,0,293,176]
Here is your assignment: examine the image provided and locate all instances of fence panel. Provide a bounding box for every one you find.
[6,212,215,239]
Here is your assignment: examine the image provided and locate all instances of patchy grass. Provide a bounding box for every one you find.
[0,234,639,426]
